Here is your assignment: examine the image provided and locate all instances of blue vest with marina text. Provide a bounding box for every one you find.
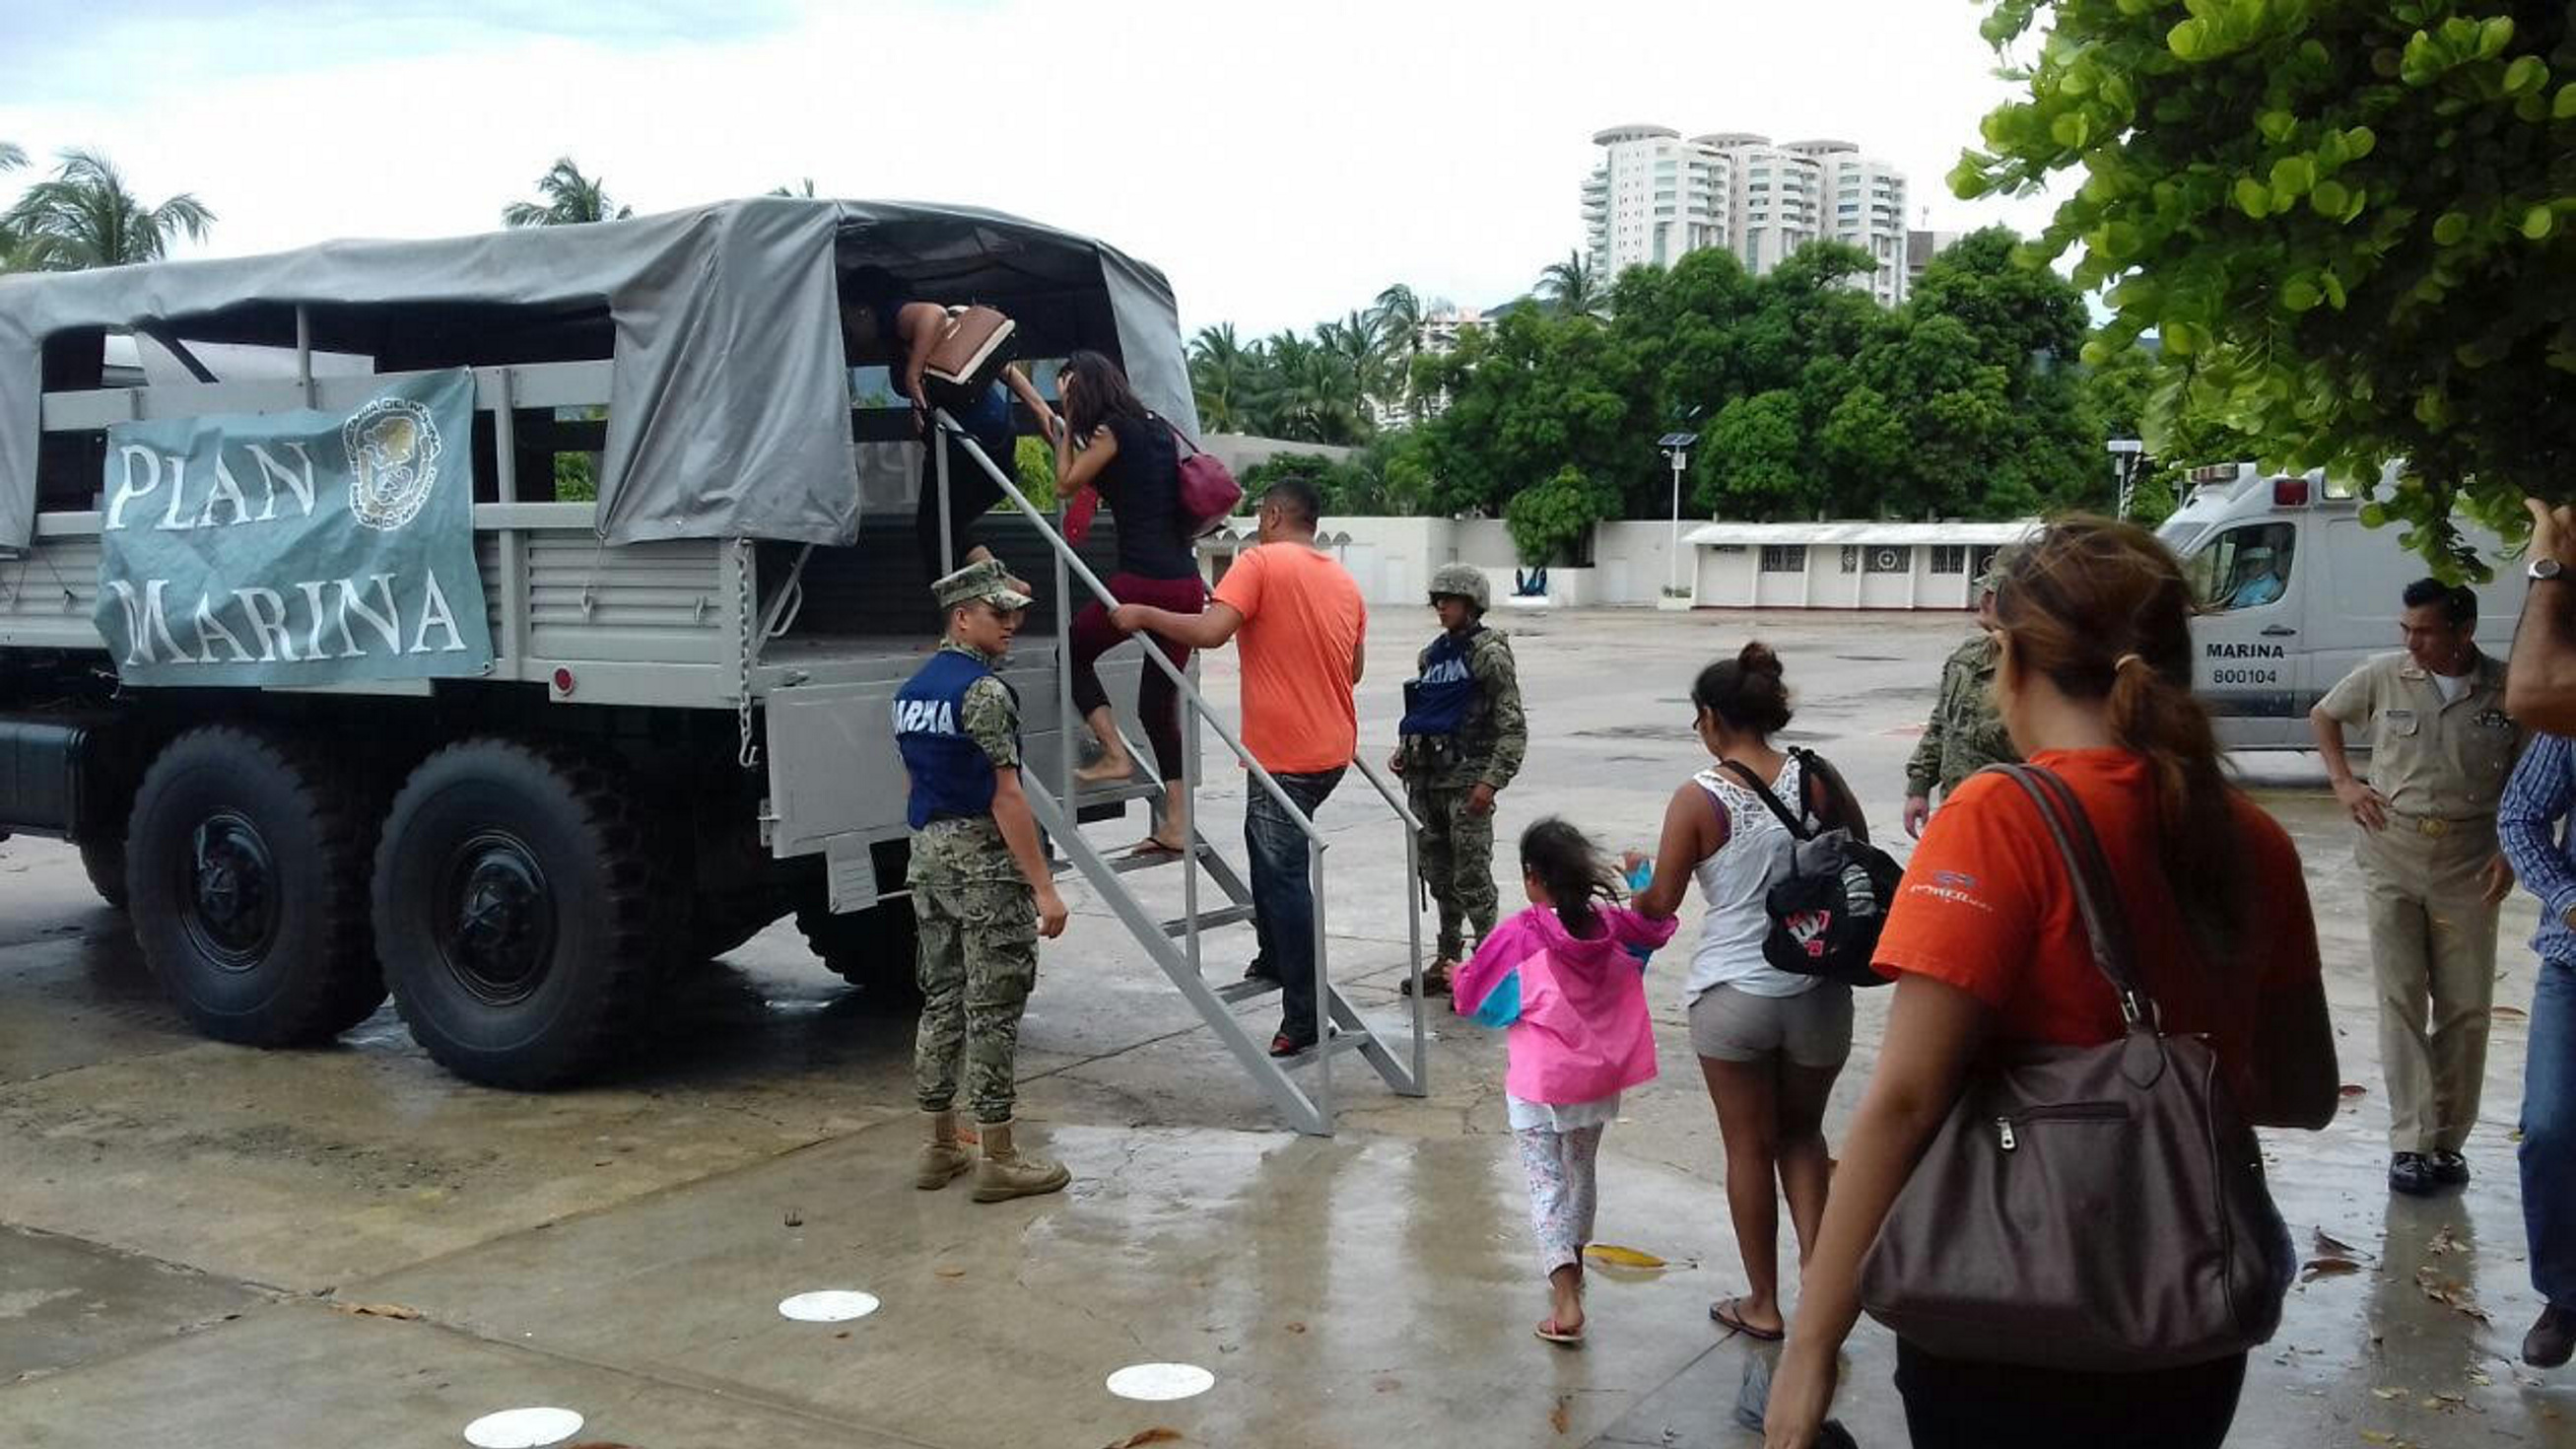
[1398,627,1483,737]
[895,650,1014,829]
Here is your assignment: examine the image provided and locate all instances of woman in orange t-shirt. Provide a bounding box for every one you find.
[1763,518,2340,1449]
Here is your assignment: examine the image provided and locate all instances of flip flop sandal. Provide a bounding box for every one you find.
[1534,1317,1586,1346]
[1709,1297,1785,1342]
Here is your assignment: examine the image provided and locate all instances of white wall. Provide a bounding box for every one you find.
[1196,517,1987,610]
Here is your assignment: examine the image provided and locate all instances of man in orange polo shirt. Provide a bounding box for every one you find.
[1114,476,1367,1056]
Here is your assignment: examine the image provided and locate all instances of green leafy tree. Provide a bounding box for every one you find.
[1507,465,1619,564]
[1,149,213,270]
[1699,390,1809,517]
[504,157,632,227]
[1958,0,2576,570]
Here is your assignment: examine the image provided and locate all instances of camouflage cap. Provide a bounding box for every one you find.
[933,558,1034,612]
[1976,542,2026,595]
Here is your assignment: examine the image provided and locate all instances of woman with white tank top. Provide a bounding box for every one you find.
[1630,641,1864,1345]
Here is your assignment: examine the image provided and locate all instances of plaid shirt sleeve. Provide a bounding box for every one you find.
[2499,732,2576,928]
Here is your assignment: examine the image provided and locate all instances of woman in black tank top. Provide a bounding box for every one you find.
[1029,351,1208,858]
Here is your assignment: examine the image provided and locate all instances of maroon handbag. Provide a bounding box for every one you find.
[1857,763,2295,1372]
[1169,424,1242,536]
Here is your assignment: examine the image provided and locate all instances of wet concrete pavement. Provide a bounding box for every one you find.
[1,606,2569,1447]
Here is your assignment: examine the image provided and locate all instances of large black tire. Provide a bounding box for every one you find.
[79,833,128,909]
[795,897,921,1007]
[125,725,385,1045]
[373,738,673,1088]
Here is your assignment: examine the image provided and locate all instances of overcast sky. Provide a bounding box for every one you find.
[0,0,2058,336]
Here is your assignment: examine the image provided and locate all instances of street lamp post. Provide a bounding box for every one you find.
[2108,438,2145,519]
[1659,431,1699,594]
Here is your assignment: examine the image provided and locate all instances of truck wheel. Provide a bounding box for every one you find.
[79,834,129,909]
[795,898,922,1007]
[373,739,672,1088]
[125,726,385,1045]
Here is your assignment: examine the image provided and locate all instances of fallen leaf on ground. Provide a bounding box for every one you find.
[1583,1244,1668,1270]
[2314,1228,2366,1259]
[1284,1321,1307,1334]
[2358,1432,2413,1447]
[1549,1395,1572,1435]
[2414,1268,2492,1324]
[2429,1224,2464,1255]
[936,1267,967,1279]
[2303,1257,2363,1281]
[334,1302,423,1321]
[2468,1368,2493,1387]
[2339,1083,2369,1098]
[2372,1387,2408,1400]
[1102,1429,1184,1448]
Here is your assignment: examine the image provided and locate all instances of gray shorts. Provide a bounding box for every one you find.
[1688,982,1855,1069]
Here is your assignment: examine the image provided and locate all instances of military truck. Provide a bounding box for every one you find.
[0,199,1426,1128]
[0,199,1202,1084]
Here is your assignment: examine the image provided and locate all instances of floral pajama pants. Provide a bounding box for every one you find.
[1514,1124,1605,1276]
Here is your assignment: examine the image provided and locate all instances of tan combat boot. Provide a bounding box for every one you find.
[970,1118,1070,1203]
[915,1109,974,1190]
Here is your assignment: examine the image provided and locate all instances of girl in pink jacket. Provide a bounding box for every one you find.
[1453,817,1678,1346]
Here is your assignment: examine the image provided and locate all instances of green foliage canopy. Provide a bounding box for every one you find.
[1959,0,2576,571]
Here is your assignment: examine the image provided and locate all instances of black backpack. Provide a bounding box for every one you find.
[1720,750,1902,990]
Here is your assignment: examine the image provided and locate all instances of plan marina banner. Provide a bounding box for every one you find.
[94,370,494,686]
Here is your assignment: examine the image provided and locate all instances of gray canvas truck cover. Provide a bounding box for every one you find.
[0,197,1195,551]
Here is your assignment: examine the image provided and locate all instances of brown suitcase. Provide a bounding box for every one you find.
[922,305,1015,400]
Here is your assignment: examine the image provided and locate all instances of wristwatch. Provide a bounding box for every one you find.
[2534,557,2566,583]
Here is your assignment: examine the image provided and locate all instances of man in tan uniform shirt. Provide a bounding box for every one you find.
[2313,579,2522,1197]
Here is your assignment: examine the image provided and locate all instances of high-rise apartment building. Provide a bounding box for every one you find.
[1583,126,1910,307]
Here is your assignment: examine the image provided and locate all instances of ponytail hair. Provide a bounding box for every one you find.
[1691,640,1794,736]
[1990,517,2246,963]
[1519,816,1623,936]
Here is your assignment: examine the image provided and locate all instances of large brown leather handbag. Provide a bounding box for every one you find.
[1858,763,2295,1372]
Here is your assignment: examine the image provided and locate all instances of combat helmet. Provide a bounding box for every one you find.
[1428,562,1490,613]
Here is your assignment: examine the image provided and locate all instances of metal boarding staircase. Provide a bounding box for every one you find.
[929,408,1428,1136]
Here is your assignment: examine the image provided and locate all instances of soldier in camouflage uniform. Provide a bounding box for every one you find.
[1902,549,2022,838]
[1391,563,1528,995]
[896,559,1073,1202]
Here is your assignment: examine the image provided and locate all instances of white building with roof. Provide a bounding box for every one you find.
[1583,127,1910,307]
[1685,519,2036,609]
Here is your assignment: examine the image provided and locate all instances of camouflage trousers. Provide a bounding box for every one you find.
[911,849,1040,1126]
[1411,781,1499,961]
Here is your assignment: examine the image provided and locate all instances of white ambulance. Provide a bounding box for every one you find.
[2154,464,2527,750]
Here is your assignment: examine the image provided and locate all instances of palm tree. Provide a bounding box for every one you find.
[1538,249,1607,320]
[1188,323,1253,433]
[0,143,29,273]
[1370,284,1426,419]
[504,157,632,227]
[2,149,214,271]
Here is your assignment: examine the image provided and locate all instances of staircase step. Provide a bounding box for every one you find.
[1075,779,1162,805]
[1277,1030,1377,1070]
[1110,842,1211,875]
[1216,975,1281,1004]
[1161,902,1256,936]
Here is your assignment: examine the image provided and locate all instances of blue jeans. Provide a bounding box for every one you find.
[1245,766,1344,1043]
[2527,955,2576,1309]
